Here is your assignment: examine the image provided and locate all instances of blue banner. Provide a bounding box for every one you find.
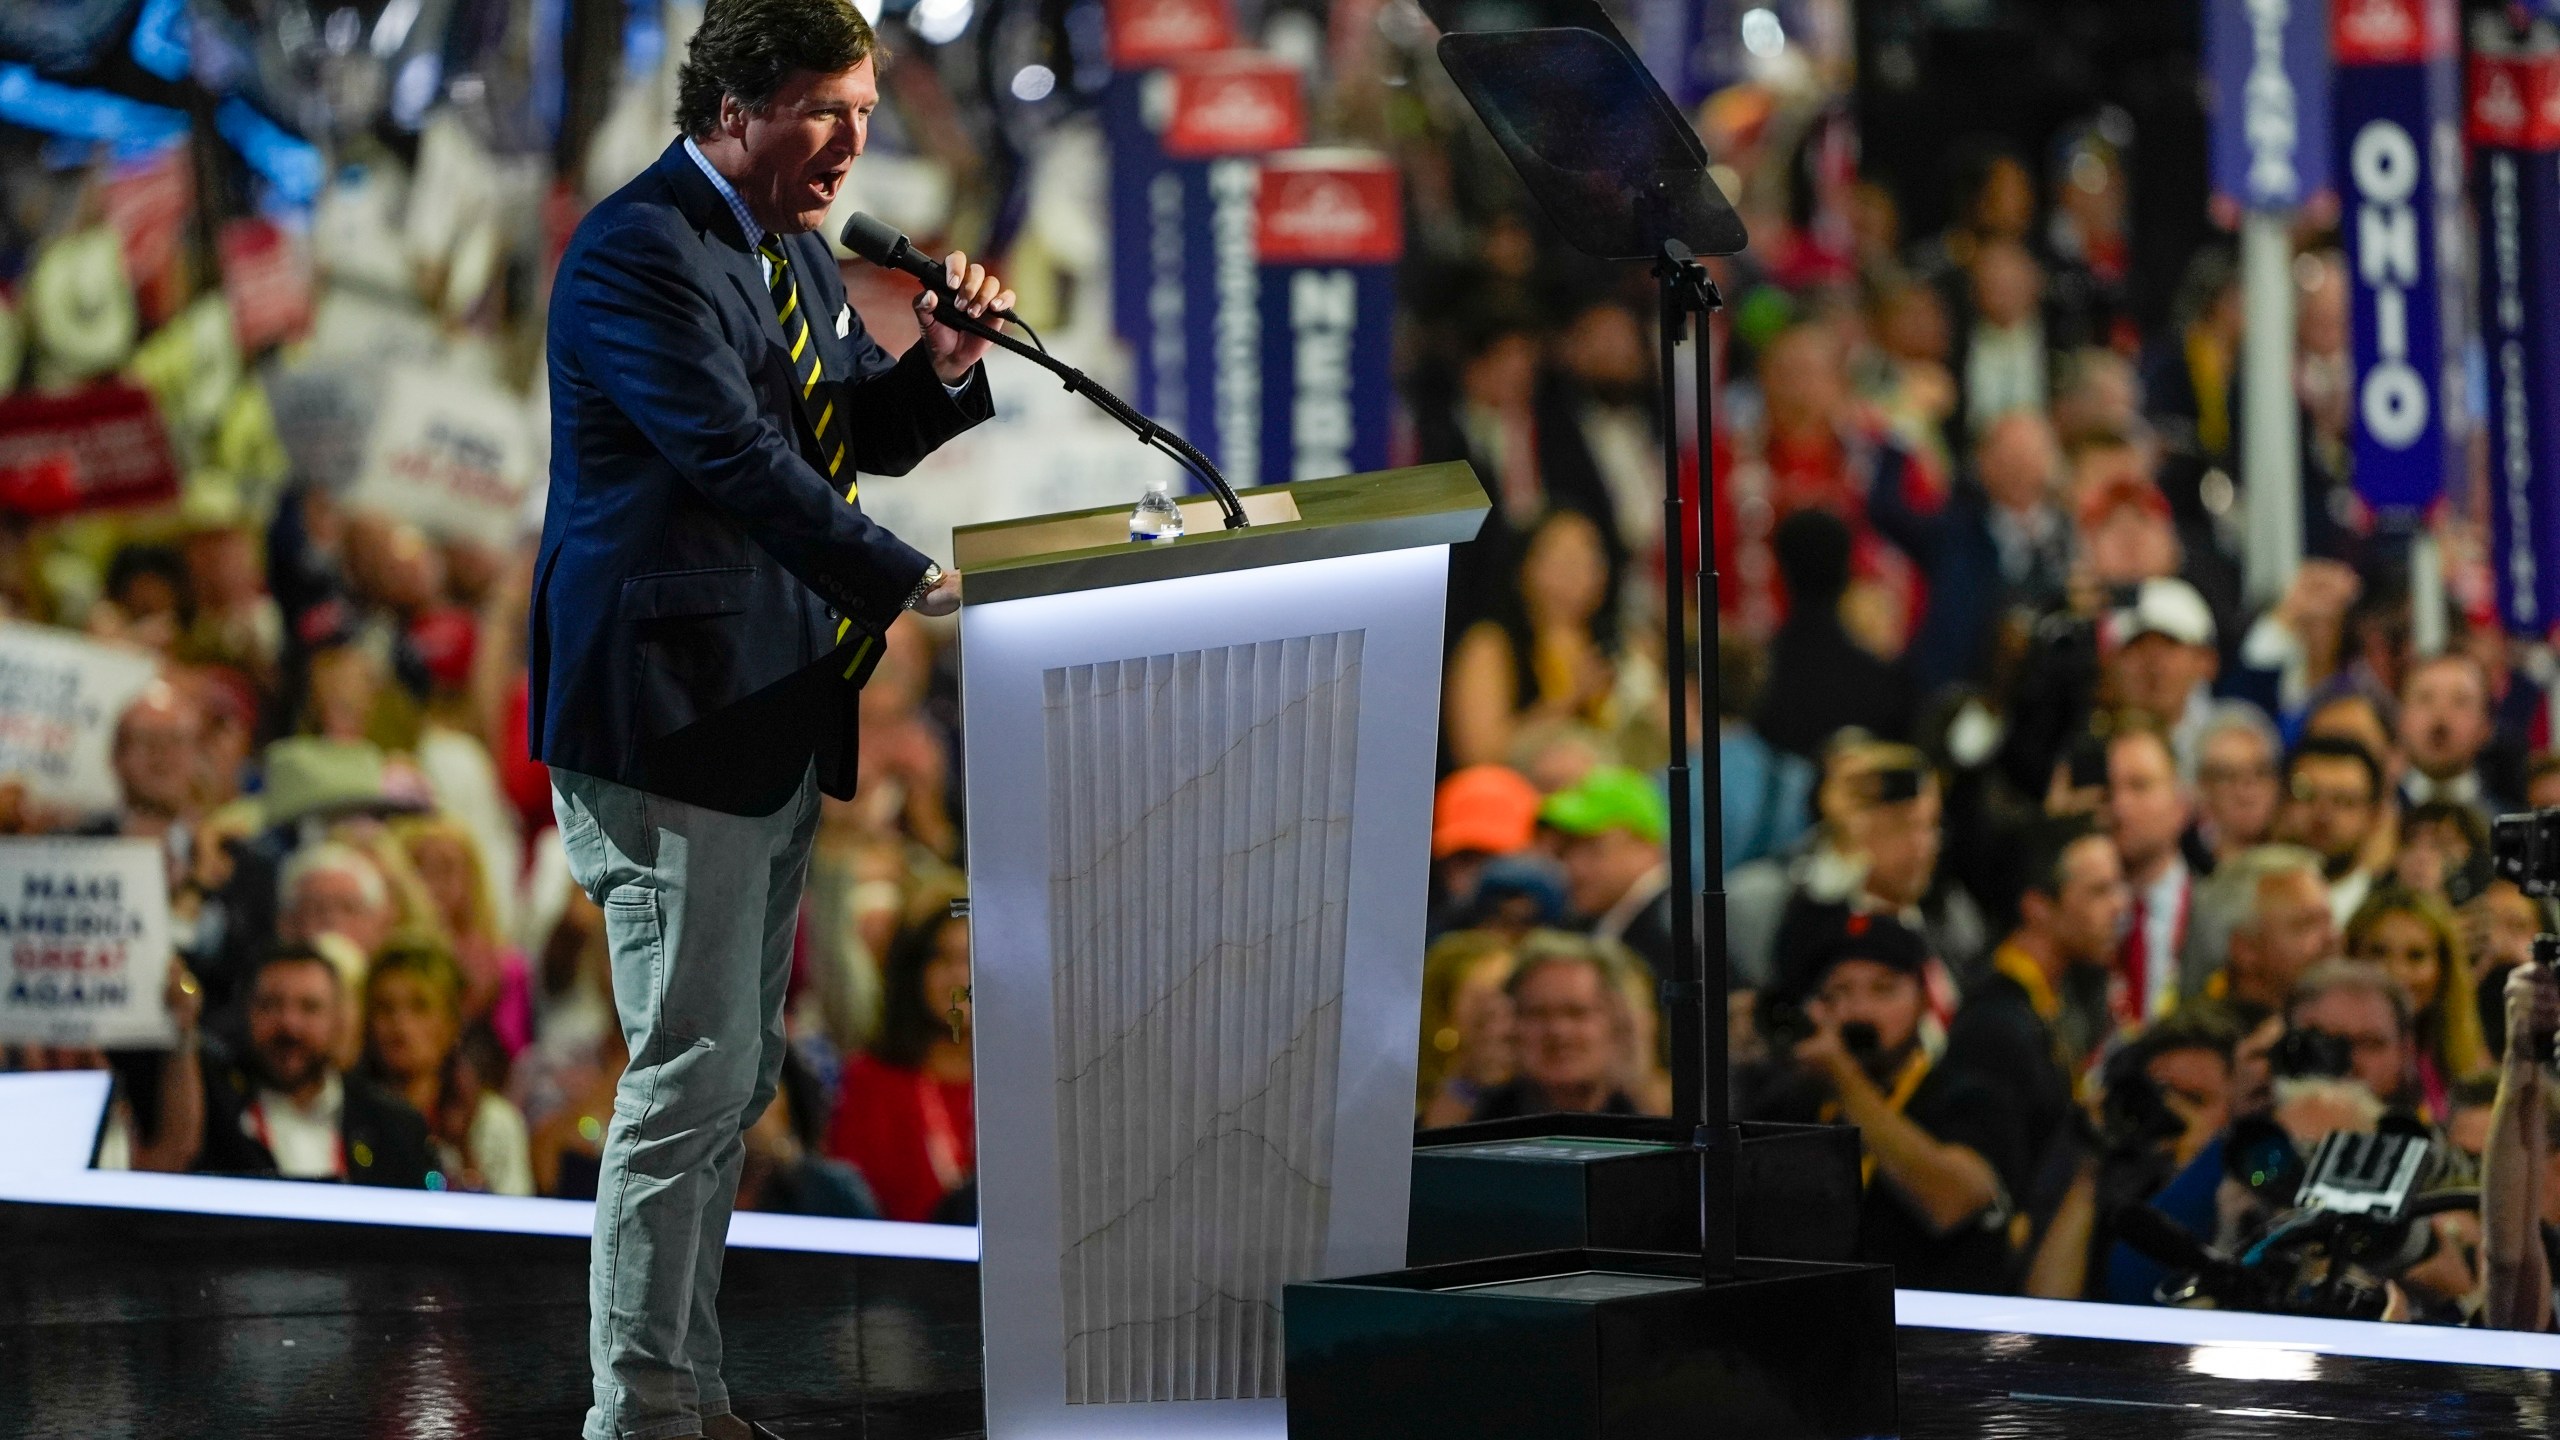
[2473,50,2560,633]
[1257,264,1393,482]
[1103,74,1166,406]
[2205,0,2331,211]
[2334,0,2462,518]
[1102,56,1303,487]
[1255,154,1401,482]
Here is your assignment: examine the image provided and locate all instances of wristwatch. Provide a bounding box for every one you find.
[904,561,945,610]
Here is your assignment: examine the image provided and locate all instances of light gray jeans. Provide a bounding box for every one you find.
[551,764,819,1440]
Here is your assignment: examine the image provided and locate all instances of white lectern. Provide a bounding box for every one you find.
[953,463,1488,1438]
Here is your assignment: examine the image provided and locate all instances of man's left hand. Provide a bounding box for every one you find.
[916,251,1014,385]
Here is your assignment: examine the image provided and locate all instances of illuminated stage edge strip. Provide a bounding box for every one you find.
[6,1072,2555,1367]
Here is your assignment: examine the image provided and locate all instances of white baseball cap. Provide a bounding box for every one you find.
[2110,576,2216,649]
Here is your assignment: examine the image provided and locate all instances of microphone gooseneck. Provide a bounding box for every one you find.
[836,214,1249,531]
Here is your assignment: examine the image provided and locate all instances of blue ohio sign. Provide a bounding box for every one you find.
[2334,0,2464,519]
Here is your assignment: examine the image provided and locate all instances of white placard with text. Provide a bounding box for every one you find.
[0,622,160,814]
[0,837,174,1049]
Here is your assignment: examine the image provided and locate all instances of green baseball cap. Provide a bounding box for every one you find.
[1538,766,1669,845]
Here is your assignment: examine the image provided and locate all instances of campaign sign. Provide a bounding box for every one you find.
[0,623,159,814]
[218,216,315,352]
[2206,0,2331,211]
[2334,0,2464,518]
[0,381,182,519]
[2472,48,2560,632]
[0,837,174,1048]
[1257,152,1401,483]
[1107,53,1304,481]
[98,140,193,326]
[346,361,538,545]
[1100,0,1243,391]
[1104,0,1233,70]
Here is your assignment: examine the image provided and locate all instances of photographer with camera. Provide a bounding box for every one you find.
[1751,911,2030,1294]
[1954,815,2128,1138]
[2029,1006,2241,1301]
[2285,960,2423,1115]
[2483,958,2560,1330]
[1764,746,1984,1018]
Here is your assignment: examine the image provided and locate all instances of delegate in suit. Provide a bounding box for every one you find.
[530,0,1012,1435]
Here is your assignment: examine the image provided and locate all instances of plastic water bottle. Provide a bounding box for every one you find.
[1129,479,1184,543]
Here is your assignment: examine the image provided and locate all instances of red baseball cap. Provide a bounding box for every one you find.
[2076,472,2172,531]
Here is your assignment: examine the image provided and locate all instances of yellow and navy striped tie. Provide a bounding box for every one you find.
[758,237,874,679]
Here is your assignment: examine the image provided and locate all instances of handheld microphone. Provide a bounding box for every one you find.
[839,212,1018,326]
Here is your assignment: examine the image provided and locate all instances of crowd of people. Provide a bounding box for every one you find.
[6,0,2560,1335]
[1404,120,2560,1323]
[0,489,981,1224]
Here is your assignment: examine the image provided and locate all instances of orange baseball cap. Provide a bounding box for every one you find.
[1432,764,1543,859]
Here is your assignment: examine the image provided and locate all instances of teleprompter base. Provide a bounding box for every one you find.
[1284,1247,1898,1440]
[1407,1117,1861,1267]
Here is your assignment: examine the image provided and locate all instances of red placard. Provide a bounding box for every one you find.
[1160,54,1304,158]
[2333,0,2453,67]
[2472,56,2528,147]
[2469,51,2560,151]
[1105,0,1234,69]
[1256,153,1403,264]
[218,218,314,352]
[0,383,182,518]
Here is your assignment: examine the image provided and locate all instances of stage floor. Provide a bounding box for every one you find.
[2,1201,2551,1439]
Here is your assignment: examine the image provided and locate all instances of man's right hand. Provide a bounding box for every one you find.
[913,565,962,618]
[2506,960,2560,1067]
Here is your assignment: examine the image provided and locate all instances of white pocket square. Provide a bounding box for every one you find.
[835,304,852,338]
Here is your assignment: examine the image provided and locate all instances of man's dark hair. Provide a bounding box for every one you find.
[2403,799,2488,857]
[105,544,189,616]
[2286,734,2383,803]
[676,0,882,138]
[2122,1005,2240,1072]
[251,943,342,993]
[1999,814,2100,934]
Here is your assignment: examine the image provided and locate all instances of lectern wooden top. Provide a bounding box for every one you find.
[950,461,1489,605]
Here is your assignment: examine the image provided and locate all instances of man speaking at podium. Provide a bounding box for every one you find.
[531,0,1010,1434]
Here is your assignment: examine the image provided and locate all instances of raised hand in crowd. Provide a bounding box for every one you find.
[2483,960,2560,1331]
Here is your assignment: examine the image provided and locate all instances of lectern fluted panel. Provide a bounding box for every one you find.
[1042,631,1363,1405]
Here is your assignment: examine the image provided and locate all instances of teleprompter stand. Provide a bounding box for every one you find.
[1284,11,1895,1438]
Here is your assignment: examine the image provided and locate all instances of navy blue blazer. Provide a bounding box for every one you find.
[532,140,991,816]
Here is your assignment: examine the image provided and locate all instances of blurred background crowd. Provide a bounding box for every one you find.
[2,0,2556,1326]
